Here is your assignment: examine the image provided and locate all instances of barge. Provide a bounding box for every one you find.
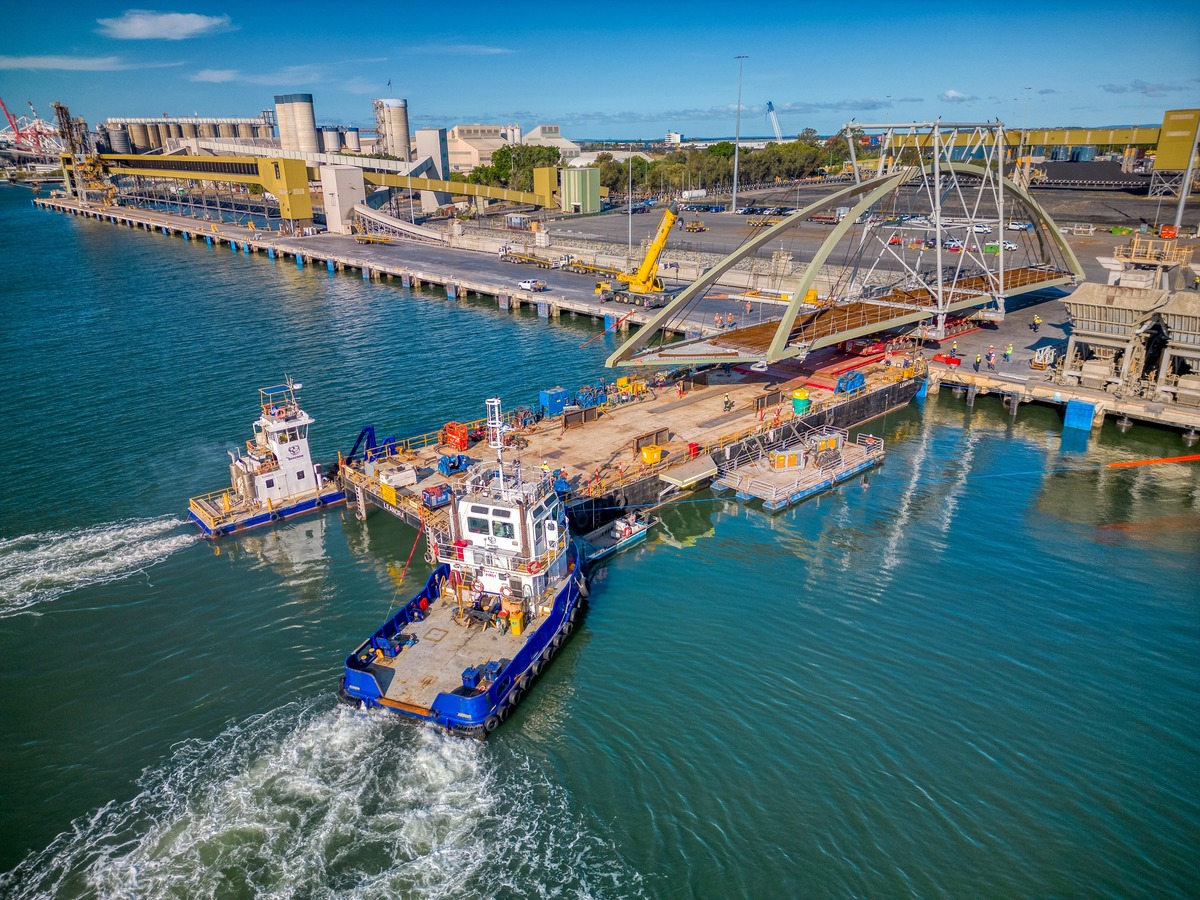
[339,399,587,737]
[187,378,345,537]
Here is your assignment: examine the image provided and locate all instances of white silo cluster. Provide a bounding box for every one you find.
[274,93,319,153]
[373,98,411,161]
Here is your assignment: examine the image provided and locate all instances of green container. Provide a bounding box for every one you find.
[792,387,810,415]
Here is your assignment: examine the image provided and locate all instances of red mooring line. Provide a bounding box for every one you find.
[1107,453,1200,469]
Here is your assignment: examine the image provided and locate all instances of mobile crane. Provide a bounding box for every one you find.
[576,203,679,307]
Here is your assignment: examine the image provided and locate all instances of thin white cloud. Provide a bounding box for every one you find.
[341,76,385,95]
[0,54,179,71]
[97,10,234,40]
[243,65,323,86]
[941,89,976,103]
[1099,79,1185,96]
[409,43,514,55]
[190,68,239,83]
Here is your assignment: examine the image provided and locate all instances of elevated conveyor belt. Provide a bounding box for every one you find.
[352,204,449,244]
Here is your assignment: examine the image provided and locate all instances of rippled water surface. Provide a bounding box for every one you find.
[1,187,1198,898]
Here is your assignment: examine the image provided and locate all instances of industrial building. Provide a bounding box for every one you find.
[522,125,581,161]
[446,124,522,172]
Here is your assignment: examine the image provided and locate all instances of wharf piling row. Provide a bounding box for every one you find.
[31,198,644,332]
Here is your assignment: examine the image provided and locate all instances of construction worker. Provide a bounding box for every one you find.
[986,348,996,371]
[726,312,735,327]
[974,353,982,372]
[1032,314,1042,333]
[723,392,733,412]
[951,339,958,358]
[1004,343,1013,363]
[714,312,722,328]
[1193,274,1199,291]
[541,460,550,476]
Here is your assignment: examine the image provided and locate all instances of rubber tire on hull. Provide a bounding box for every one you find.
[563,621,574,637]
[484,715,501,733]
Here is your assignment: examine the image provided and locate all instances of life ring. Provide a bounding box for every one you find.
[500,585,513,599]
[529,560,541,574]
[484,716,501,733]
[269,512,281,522]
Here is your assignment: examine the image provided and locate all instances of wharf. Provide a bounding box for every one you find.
[919,298,1200,435]
[30,197,740,340]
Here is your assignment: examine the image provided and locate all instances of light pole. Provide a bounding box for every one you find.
[731,55,748,213]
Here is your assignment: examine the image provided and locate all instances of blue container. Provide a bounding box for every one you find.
[1063,399,1095,431]
[462,666,481,689]
[540,387,568,416]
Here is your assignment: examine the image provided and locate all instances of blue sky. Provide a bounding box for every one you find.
[4,2,1198,140]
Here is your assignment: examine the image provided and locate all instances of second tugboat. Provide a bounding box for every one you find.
[187,377,345,537]
[339,399,587,737]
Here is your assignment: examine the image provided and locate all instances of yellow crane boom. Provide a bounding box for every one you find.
[618,203,678,294]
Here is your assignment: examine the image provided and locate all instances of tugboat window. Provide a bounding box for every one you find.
[467,516,488,535]
[265,478,275,488]
[296,470,305,479]
[492,521,515,540]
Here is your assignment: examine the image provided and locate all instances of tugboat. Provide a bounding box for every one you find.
[339,399,588,737]
[187,378,345,537]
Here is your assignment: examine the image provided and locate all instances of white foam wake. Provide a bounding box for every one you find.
[0,516,198,617]
[1,702,641,899]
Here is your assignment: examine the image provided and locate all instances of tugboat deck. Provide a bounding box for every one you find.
[362,592,550,709]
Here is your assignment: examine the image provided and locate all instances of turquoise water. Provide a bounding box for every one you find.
[1,186,1198,898]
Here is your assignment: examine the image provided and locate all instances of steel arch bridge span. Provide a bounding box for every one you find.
[606,163,1083,369]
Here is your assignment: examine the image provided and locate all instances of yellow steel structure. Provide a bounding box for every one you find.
[63,153,553,219]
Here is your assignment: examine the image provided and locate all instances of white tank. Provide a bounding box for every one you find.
[288,94,319,154]
[376,98,410,160]
[344,127,361,152]
[320,126,341,152]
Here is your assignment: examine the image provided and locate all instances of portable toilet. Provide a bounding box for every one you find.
[792,388,810,414]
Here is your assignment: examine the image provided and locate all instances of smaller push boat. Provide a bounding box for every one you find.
[187,378,344,537]
[578,512,657,564]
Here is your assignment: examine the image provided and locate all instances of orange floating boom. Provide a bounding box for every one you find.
[1107,453,1200,469]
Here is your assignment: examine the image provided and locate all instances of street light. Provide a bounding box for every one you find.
[731,55,748,213]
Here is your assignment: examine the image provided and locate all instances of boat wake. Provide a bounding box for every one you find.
[0,516,197,618]
[1,701,642,899]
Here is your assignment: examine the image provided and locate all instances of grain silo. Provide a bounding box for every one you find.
[127,122,150,152]
[373,98,411,160]
[344,127,361,152]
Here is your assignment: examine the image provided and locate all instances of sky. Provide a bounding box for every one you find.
[3,2,1198,141]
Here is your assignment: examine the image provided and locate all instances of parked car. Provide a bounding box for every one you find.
[972,223,993,233]
[1002,240,1018,251]
[1008,221,1032,231]
[517,279,546,292]
[888,234,903,245]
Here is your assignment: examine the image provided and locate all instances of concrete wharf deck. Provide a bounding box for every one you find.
[30,197,754,341]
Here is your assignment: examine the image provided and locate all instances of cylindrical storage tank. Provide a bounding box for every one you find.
[198,123,218,138]
[380,98,410,161]
[146,124,162,150]
[321,126,341,152]
[344,127,361,152]
[108,126,131,154]
[128,122,150,152]
[179,122,198,139]
[218,123,236,138]
[290,94,318,154]
[274,95,295,150]
[237,123,256,139]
